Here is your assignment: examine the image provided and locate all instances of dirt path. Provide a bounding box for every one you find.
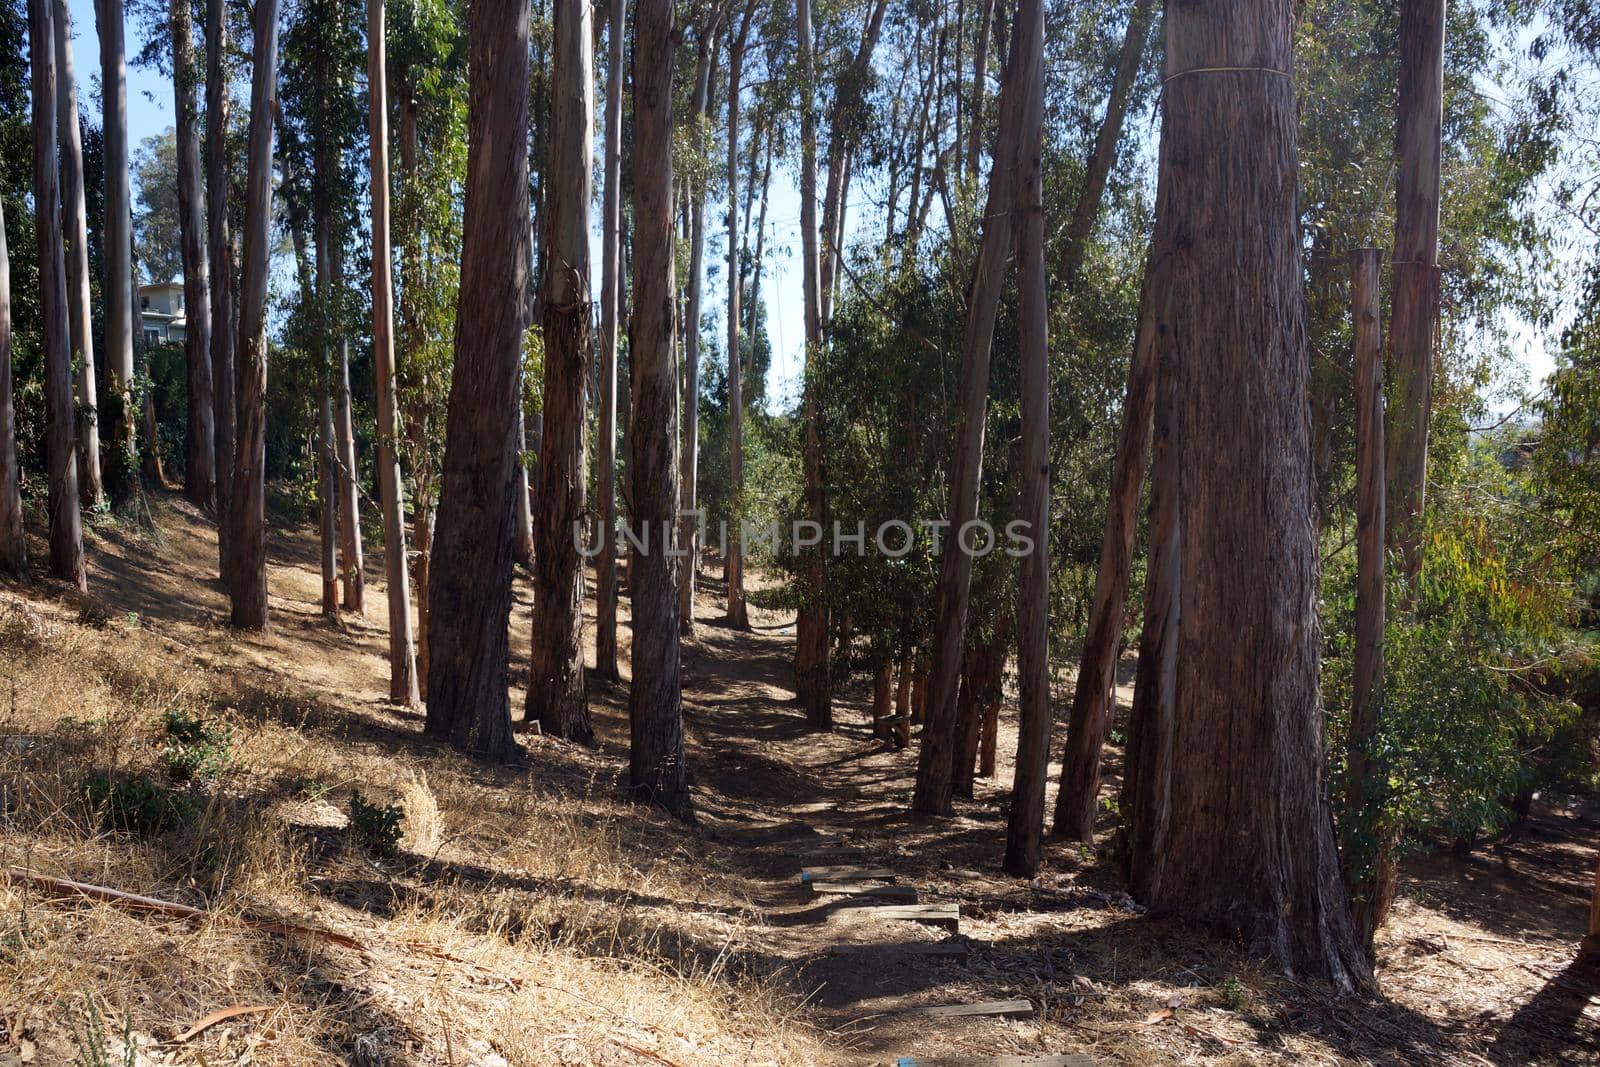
[62,498,1600,1065]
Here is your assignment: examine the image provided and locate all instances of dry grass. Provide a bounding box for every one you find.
[0,522,828,1066]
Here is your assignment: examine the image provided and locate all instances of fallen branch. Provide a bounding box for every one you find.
[1,867,365,952]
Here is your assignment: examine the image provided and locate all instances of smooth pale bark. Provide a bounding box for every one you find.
[1344,247,1391,953]
[512,397,534,569]
[172,0,214,508]
[1002,0,1048,876]
[594,0,624,679]
[1057,0,1156,284]
[423,0,529,760]
[367,0,421,707]
[794,0,831,729]
[225,0,280,630]
[725,0,756,630]
[910,18,1027,817]
[1386,0,1444,591]
[0,198,19,575]
[1053,260,1163,842]
[207,0,235,580]
[31,0,86,590]
[528,0,594,742]
[53,0,103,510]
[96,0,136,482]
[334,322,364,611]
[1136,0,1370,991]
[962,0,995,180]
[629,0,690,818]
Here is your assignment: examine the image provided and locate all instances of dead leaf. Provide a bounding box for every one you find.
[174,1005,273,1043]
[1140,1007,1174,1026]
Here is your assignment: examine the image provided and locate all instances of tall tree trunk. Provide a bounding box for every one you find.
[1344,246,1391,952]
[97,0,136,490]
[1135,0,1371,991]
[1002,0,1048,876]
[512,395,534,568]
[207,0,235,581]
[629,0,690,817]
[0,197,19,576]
[594,0,624,678]
[1057,0,1156,284]
[30,0,86,590]
[1053,257,1164,842]
[910,18,1026,817]
[962,0,995,181]
[53,0,103,510]
[725,0,755,630]
[1385,0,1444,592]
[794,0,832,729]
[528,0,594,743]
[224,0,280,631]
[423,0,529,760]
[367,0,421,706]
[172,0,214,509]
[334,322,364,610]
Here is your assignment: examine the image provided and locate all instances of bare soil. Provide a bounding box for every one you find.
[0,495,1596,1065]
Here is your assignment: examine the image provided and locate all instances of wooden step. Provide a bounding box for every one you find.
[858,903,959,929]
[892,1056,1093,1067]
[809,882,918,901]
[801,865,897,883]
[911,999,1034,1020]
[828,941,969,959]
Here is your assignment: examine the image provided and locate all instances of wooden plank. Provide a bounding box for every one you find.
[859,903,959,929]
[892,1056,1093,1067]
[800,865,897,883]
[809,882,918,901]
[828,941,969,959]
[911,999,1033,1019]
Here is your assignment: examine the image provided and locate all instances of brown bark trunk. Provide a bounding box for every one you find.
[367,0,421,706]
[594,0,624,680]
[30,0,86,590]
[53,0,103,511]
[528,0,594,743]
[725,0,756,631]
[1002,0,1048,876]
[1057,0,1156,285]
[1053,257,1164,842]
[794,0,832,730]
[207,0,234,581]
[1385,0,1444,594]
[97,0,137,490]
[140,378,165,486]
[423,0,529,761]
[910,12,1027,817]
[334,325,365,612]
[173,0,214,509]
[413,506,434,692]
[893,648,912,750]
[224,0,279,630]
[628,0,690,817]
[1135,0,1371,991]
[0,197,19,576]
[1344,246,1391,952]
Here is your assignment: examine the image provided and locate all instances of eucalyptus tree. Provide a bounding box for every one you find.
[0,189,22,576]
[52,0,103,509]
[425,0,529,759]
[723,0,759,631]
[594,0,624,678]
[28,0,85,589]
[172,0,215,508]
[207,0,236,581]
[528,0,594,742]
[96,0,137,489]
[225,0,282,629]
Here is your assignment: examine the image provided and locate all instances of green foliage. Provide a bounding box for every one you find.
[84,774,199,837]
[71,996,136,1067]
[348,789,405,857]
[158,706,235,784]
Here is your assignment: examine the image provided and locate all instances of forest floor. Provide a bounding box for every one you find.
[0,494,1597,1065]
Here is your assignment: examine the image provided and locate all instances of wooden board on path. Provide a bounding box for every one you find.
[910,999,1034,1019]
[801,865,897,883]
[828,941,969,959]
[809,882,918,901]
[858,903,959,929]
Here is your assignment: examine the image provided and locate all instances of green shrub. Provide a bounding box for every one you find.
[348,790,404,857]
[85,774,198,837]
[158,706,234,784]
